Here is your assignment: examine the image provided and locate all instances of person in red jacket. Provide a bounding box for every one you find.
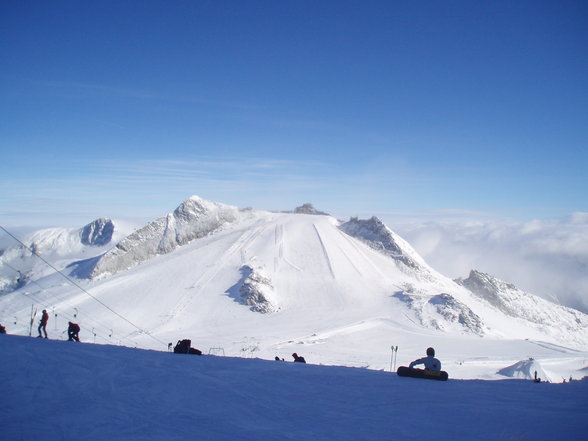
[37,309,49,339]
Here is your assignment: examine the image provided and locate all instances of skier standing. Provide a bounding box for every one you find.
[409,347,441,371]
[38,309,49,338]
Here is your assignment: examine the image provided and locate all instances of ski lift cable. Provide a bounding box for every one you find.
[0,225,167,347]
[2,262,139,347]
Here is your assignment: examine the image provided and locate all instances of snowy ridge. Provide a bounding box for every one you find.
[339,216,432,274]
[0,218,117,293]
[457,270,588,345]
[88,196,242,278]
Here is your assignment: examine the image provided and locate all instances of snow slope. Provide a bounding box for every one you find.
[1,335,586,441]
[1,196,587,381]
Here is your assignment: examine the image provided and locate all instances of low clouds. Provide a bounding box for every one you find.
[391,214,588,313]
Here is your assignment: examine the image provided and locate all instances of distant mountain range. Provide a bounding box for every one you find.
[1,196,586,378]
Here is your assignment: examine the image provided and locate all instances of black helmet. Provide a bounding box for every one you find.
[426,347,435,356]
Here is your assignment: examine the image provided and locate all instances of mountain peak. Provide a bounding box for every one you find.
[293,203,329,215]
[80,218,114,246]
[339,216,427,272]
[88,196,241,278]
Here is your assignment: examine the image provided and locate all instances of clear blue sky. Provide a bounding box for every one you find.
[1,0,587,227]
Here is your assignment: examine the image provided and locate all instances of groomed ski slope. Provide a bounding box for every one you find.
[2,211,587,380]
[1,335,586,441]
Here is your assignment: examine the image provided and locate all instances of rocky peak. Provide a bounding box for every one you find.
[293,203,329,215]
[80,218,114,246]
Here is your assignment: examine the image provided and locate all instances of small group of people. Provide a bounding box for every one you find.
[36,310,80,342]
[274,353,307,363]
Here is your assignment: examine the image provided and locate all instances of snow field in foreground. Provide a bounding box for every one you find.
[1,335,586,441]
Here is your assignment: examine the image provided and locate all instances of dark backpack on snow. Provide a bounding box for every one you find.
[174,339,191,354]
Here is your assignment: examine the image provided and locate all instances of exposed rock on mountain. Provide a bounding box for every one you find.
[393,287,485,334]
[89,196,241,278]
[293,203,329,215]
[80,218,114,246]
[339,217,427,272]
[238,265,278,313]
[457,270,588,334]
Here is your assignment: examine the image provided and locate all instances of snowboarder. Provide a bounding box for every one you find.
[67,322,80,342]
[292,353,306,363]
[38,309,49,338]
[409,347,441,371]
[0,323,6,334]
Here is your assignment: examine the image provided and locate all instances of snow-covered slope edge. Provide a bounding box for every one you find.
[456,270,588,346]
[88,196,244,278]
[2,334,587,441]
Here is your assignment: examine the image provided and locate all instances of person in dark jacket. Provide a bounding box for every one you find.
[67,322,80,342]
[409,347,441,371]
[292,353,306,363]
[38,309,49,338]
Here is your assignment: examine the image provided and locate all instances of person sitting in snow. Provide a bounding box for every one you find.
[292,353,306,363]
[409,347,441,371]
[67,322,80,342]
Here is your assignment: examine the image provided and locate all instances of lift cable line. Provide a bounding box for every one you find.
[0,225,167,347]
[0,260,137,346]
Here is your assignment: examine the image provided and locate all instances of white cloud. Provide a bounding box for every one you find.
[388,214,588,314]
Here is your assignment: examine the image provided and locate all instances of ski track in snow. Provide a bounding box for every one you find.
[335,227,390,281]
[274,223,302,273]
[312,223,335,279]
[167,224,268,320]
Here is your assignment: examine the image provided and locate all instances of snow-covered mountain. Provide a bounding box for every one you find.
[1,196,586,380]
[0,218,121,293]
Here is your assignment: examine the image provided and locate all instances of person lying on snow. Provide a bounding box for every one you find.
[409,347,441,371]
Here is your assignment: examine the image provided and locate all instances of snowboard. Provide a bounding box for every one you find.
[397,366,448,381]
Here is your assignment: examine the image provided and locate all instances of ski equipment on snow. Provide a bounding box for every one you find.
[397,366,448,381]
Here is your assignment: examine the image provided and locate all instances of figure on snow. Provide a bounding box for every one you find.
[409,347,441,371]
[38,309,49,338]
[67,322,80,342]
[292,353,306,363]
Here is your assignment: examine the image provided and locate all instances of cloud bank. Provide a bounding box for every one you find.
[390,213,588,314]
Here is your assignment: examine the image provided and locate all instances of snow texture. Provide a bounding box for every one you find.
[1,334,586,441]
[497,358,551,382]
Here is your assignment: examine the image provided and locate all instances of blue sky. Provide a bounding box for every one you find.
[1,0,587,227]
